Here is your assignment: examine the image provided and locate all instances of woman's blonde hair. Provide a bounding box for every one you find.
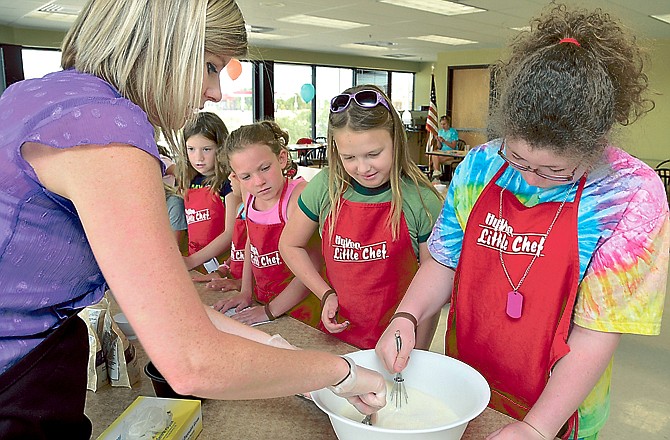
[326,84,442,240]
[61,0,247,152]
[177,112,230,197]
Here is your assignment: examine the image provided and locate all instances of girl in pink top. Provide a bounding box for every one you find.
[213,121,322,327]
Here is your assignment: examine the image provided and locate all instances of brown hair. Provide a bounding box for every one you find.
[177,112,230,196]
[489,3,654,164]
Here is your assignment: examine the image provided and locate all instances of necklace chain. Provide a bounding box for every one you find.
[498,174,579,292]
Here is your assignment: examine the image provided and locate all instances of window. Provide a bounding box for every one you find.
[355,69,389,94]
[273,63,313,142]
[204,60,253,132]
[22,48,62,79]
[315,67,354,138]
[390,72,414,112]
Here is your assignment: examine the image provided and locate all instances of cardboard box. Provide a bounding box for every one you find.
[97,396,202,440]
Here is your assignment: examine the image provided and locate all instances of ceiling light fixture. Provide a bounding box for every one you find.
[340,43,390,51]
[650,14,670,25]
[278,14,369,30]
[409,35,476,45]
[379,0,485,16]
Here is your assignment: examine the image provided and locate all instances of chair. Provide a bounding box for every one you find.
[655,159,670,206]
[295,137,314,166]
[439,140,466,182]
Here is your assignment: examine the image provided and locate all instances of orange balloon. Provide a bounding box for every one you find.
[226,59,242,81]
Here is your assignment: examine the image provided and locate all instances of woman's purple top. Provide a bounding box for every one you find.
[0,69,158,374]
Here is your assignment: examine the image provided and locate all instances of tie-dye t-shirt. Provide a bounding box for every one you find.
[428,139,669,437]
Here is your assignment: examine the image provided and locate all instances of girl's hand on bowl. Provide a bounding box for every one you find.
[375,319,416,374]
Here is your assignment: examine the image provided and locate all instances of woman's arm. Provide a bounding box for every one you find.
[184,191,241,269]
[22,142,382,402]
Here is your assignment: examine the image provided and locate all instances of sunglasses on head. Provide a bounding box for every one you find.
[330,90,391,113]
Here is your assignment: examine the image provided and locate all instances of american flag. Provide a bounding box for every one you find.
[425,73,439,153]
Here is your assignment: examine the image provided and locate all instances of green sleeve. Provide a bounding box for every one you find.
[401,179,444,243]
[297,168,331,230]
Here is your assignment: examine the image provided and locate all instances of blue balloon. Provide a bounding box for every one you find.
[300,83,315,103]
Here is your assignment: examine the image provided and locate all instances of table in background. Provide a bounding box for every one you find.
[287,143,327,167]
[85,284,515,439]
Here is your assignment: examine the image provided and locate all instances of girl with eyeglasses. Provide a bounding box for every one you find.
[377,4,668,440]
[0,1,385,435]
[280,85,444,350]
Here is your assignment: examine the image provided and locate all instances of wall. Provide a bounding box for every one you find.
[413,42,670,165]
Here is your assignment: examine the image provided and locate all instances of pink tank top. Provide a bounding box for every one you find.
[246,177,304,224]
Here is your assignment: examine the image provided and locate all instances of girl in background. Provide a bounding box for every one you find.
[280,85,444,350]
[192,173,246,292]
[213,120,322,327]
[176,112,240,269]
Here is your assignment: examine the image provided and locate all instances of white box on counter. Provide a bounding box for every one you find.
[97,396,202,440]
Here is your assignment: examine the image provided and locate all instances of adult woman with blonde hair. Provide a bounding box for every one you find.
[0,1,385,437]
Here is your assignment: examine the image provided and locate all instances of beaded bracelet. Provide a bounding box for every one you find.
[264,303,276,321]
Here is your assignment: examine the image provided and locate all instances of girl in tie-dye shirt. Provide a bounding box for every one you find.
[377,4,668,440]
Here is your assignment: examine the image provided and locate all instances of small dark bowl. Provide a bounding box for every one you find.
[144,361,199,400]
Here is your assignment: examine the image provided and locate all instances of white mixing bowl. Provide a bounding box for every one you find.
[312,349,490,440]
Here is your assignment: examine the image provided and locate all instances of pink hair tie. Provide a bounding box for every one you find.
[559,37,580,47]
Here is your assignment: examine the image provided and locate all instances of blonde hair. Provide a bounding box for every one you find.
[177,112,230,196]
[326,84,442,240]
[61,0,247,152]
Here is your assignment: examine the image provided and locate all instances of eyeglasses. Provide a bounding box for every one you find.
[330,90,391,113]
[497,141,578,182]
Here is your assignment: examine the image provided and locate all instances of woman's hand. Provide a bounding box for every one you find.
[375,316,416,374]
[486,420,549,439]
[332,363,387,416]
[212,292,252,313]
[321,293,349,333]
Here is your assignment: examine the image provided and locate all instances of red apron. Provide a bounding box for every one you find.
[447,163,585,438]
[322,198,418,349]
[246,180,320,327]
[184,186,226,255]
[229,210,247,280]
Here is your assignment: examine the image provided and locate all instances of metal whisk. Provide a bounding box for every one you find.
[389,330,408,408]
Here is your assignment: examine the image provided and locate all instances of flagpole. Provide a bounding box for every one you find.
[425,66,439,169]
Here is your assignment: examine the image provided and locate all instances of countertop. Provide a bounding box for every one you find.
[85,283,515,439]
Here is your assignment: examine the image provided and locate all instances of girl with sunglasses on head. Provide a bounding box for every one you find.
[376,4,668,440]
[0,1,385,435]
[280,85,444,350]
[212,120,322,328]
